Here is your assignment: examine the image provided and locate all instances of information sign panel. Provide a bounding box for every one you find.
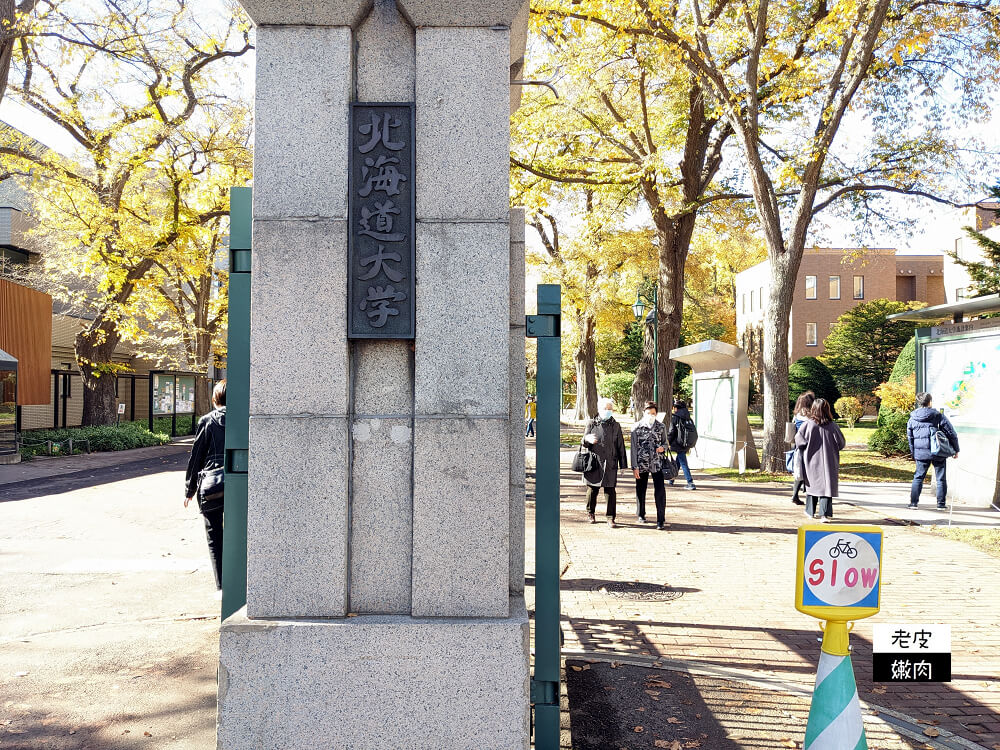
[873,624,951,682]
[795,525,882,622]
[348,103,415,339]
[152,374,174,415]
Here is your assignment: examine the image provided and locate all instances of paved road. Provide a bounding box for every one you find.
[527,447,1000,749]
[0,451,219,750]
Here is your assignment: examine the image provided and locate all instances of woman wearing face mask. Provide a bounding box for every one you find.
[630,401,669,529]
[582,397,629,527]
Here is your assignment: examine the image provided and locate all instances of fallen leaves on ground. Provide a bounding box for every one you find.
[633,725,643,732]
[923,727,941,737]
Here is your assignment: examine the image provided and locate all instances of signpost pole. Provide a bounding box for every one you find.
[796,525,882,750]
[527,284,561,750]
[221,186,251,621]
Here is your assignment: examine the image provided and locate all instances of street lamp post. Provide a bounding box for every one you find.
[631,284,658,407]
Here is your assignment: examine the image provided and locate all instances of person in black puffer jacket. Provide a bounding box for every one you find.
[185,380,226,590]
[906,391,959,510]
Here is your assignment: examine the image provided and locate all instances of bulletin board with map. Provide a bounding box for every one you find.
[921,331,1000,430]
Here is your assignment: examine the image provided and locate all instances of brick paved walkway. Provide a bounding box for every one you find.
[527,456,1000,749]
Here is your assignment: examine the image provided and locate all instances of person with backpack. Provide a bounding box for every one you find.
[906,392,960,510]
[667,398,697,490]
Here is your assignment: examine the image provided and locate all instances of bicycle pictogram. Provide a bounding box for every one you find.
[829,538,858,559]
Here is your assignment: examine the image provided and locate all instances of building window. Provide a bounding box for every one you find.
[956,288,966,300]
[742,294,746,314]
[829,275,840,299]
[853,275,864,299]
[806,323,818,346]
[805,275,817,299]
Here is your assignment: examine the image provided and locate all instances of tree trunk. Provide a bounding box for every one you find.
[760,251,796,472]
[76,319,121,426]
[573,313,598,420]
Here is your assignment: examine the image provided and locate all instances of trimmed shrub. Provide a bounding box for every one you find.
[597,371,635,411]
[20,423,171,459]
[878,337,917,424]
[788,357,841,415]
[868,411,911,457]
[888,337,917,383]
[835,397,864,428]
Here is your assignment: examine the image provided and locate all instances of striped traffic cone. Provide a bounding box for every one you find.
[804,621,868,750]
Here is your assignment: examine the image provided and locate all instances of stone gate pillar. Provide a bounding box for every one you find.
[218,0,531,747]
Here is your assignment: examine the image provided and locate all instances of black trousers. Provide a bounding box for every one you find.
[791,479,807,503]
[635,471,666,526]
[586,486,617,519]
[202,507,224,590]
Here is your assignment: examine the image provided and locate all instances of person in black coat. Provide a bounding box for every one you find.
[184,380,226,590]
[582,397,628,527]
[666,399,697,490]
[906,392,959,509]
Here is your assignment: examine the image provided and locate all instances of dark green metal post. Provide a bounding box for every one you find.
[527,284,561,749]
[652,284,658,407]
[221,186,251,620]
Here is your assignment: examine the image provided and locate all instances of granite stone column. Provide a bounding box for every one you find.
[219,1,532,747]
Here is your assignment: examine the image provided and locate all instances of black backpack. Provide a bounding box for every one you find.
[675,415,698,450]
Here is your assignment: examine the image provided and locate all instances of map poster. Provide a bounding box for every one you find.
[923,332,1000,431]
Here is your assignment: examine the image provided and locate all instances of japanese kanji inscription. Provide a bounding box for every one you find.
[349,103,415,339]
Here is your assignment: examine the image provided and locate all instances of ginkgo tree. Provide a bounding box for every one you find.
[541,0,1000,469]
[1,0,252,425]
[517,174,654,419]
[512,12,739,414]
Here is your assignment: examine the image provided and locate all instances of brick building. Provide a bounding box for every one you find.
[735,248,945,387]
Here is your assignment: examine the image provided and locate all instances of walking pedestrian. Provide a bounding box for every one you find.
[790,391,815,505]
[906,392,960,509]
[525,396,536,438]
[667,399,697,490]
[184,380,227,592]
[583,397,628,527]
[794,397,846,521]
[631,401,669,529]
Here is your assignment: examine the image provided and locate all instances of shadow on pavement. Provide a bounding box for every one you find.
[562,615,1000,747]
[0,453,187,503]
[1,648,217,749]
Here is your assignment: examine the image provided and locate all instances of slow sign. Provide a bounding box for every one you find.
[795,525,882,622]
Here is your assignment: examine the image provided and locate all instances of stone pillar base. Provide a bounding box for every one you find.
[218,597,530,749]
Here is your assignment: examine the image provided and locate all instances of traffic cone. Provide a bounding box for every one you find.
[804,621,868,750]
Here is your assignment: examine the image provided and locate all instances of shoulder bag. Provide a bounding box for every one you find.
[571,444,598,473]
[197,418,225,514]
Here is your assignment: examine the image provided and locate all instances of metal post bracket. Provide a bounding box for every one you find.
[526,314,560,339]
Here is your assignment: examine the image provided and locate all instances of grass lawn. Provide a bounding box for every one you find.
[704,449,913,484]
[925,527,1000,559]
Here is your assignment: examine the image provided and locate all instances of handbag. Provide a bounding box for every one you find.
[784,449,796,473]
[198,466,225,513]
[930,429,956,458]
[196,417,225,513]
[571,445,598,473]
[660,449,679,481]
